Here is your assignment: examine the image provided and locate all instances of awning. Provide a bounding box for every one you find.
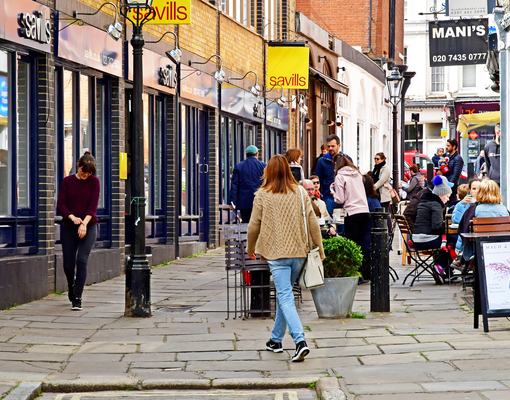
[309,67,349,95]
[457,111,500,138]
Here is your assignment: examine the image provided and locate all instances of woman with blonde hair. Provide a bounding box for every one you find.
[285,148,304,183]
[247,154,324,362]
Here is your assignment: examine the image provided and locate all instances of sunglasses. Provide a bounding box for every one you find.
[374,158,380,160]
[312,181,320,184]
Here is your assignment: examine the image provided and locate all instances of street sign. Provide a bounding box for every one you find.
[445,0,496,17]
[429,19,488,67]
[441,129,448,137]
[127,0,191,24]
[469,131,479,139]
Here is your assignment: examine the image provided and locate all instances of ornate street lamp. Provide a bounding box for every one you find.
[386,66,403,191]
[120,0,155,317]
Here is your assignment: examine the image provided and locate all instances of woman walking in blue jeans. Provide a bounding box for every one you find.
[247,155,324,362]
[57,152,100,311]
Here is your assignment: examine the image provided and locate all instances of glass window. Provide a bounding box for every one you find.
[0,50,10,216]
[154,99,163,210]
[80,75,91,155]
[17,59,30,209]
[431,66,444,92]
[96,82,105,208]
[63,69,74,176]
[143,93,150,215]
[404,124,424,152]
[181,104,187,215]
[462,65,476,88]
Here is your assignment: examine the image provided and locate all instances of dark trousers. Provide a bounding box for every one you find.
[413,237,450,272]
[61,224,97,299]
[344,213,371,248]
[239,208,252,223]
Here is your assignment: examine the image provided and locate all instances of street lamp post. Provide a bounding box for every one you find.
[386,66,404,191]
[120,0,154,317]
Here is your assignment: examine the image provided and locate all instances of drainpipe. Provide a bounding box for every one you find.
[368,0,372,53]
[389,0,395,60]
[494,8,507,206]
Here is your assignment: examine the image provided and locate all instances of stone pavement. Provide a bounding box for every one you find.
[1,247,510,399]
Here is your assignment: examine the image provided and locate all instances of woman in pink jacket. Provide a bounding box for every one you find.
[333,154,370,248]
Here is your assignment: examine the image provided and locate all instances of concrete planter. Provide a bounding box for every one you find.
[311,276,358,318]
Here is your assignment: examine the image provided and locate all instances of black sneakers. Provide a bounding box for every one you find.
[266,339,283,353]
[72,298,82,311]
[68,284,75,303]
[291,341,310,362]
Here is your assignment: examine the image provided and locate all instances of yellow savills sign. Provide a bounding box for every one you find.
[267,46,309,89]
[128,0,191,24]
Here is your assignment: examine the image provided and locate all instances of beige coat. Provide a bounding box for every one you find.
[373,163,392,203]
[247,186,325,260]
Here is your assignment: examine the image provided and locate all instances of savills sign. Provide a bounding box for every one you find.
[128,0,191,24]
[267,44,309,89]
[19,11,51,44]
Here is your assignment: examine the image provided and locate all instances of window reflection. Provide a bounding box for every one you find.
[0,50,10,215]
[181,104,187,215]
[154,99,163,210]
[17,59,30,208]
[63,70,74,176]
[143,93,150,215]
[80,75,91,155]
[96,82,105,208]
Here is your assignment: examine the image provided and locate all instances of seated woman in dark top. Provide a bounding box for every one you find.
[412,176,453,284]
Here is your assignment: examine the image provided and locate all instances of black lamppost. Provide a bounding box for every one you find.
[386,66,404,191]
[120,0,154,317]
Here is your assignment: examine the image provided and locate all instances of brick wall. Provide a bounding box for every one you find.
[296,0,404,61]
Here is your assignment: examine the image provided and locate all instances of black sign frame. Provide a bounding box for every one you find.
[429,19,488,67]
[474,236,510,332]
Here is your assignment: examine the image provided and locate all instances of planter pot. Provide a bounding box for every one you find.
[311,276,358,318]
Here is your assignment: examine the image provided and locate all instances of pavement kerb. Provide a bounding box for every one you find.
[3,382,42,400]
[315,377,346,400]
[37,377,332,395]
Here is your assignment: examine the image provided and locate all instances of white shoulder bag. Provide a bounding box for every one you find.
[297,187,325,289]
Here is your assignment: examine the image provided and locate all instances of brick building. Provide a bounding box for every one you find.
[296,0,405,63]
[0,0,297,308]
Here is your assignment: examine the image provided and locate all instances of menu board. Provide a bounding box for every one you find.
[481,241,510,311]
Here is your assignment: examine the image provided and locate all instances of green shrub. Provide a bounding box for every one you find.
[322,236,362,278]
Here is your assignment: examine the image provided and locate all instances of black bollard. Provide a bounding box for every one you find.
[427,163,434,186]
[467,162,475,179]
[370,207,390,312]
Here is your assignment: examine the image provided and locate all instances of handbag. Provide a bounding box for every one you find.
[297,187,325,289]
[391,188,400,205]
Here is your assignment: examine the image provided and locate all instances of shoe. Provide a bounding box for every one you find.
[291,341,310,362]
[431,268,444,285]
[266,339,283,353]
[72,298,82,311]
[434,264,444,276]
[450,258,464,271]
[68,284,75,303]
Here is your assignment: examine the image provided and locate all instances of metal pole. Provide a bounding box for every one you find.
[392,105,399,190]
[414,119,419,165]
[370,207,390,312]
[125,22,151,317]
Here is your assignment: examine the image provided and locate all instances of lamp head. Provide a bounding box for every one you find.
[304,117,313,124]
[165,48,181,64]
[276,95,286,108]
[335,122,343,128]
[325,119,335,126]
[250,83,261,97]
[386,66,403,102]
[299,105,308,114]
[105,21,122,40]
[214,69,226,83]
[126,0,154,7]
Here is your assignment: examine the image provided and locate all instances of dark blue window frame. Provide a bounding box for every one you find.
[0,50,38,256]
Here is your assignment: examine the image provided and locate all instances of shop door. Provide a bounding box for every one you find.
[198,109,209,243]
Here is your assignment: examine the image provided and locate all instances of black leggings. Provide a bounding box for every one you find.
[61,224,97,299]
[344,213,371,248]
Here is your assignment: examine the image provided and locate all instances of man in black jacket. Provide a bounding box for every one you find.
[484,123,500,185]
[444,139,464,206]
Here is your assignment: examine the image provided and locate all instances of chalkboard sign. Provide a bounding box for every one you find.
[475,236,510,332]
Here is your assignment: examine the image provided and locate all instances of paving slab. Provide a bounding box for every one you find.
[482,390,510,400]
[421,380,507,392]
[346,382,424,395]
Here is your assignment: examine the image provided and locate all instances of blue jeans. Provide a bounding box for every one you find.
[268,257,306,344]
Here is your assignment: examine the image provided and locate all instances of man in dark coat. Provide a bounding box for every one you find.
[315,134,352,217]
[484,123,500,185]
[230,145,266,223]
[443,138,464,206]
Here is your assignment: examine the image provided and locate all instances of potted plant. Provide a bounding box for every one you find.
[311,236,363,318]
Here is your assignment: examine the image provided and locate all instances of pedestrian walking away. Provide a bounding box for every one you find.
[247,155,324,362]
[56,152,100,311]
[484,123,500,185]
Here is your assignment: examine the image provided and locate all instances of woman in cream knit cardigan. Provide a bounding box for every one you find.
[247,155,324,362]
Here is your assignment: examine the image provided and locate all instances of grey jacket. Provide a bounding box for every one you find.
[484,140,500,184]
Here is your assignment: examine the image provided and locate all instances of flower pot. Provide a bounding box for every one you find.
[311,276,358,318]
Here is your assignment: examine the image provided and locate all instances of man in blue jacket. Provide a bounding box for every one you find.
[315,134,352,217]
[230,145,266,223]
[444,138,464,206]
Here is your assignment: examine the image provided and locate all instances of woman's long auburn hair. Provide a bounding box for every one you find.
[334,153,359,174]
[260,154,298,194]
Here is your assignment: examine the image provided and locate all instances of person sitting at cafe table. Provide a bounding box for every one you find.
[456,179,509,273]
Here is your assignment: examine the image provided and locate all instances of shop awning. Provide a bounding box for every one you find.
[457,111,500,138]
[309,67,349,95]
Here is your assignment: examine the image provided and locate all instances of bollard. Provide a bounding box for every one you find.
[467,162,475,179]
[427,163,434,186]
[370,207,390,312]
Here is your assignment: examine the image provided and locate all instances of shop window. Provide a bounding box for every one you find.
[427,123,443,139]
[462,65,476,88]
[0,50,37,254]
[404,124,424,152]
[55,67,111,246]
[431,66,444,92]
